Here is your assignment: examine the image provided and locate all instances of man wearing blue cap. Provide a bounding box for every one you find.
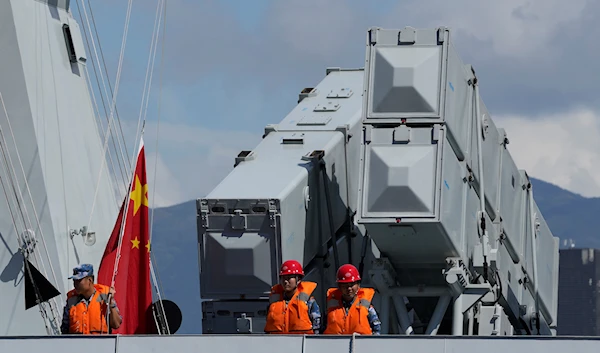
[60,264,122,334]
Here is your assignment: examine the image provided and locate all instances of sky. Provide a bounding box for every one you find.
[77,0,600,208]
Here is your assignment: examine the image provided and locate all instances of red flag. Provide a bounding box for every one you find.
[97,137,153,334]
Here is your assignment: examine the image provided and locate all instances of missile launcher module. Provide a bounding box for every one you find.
[198,26,559,336]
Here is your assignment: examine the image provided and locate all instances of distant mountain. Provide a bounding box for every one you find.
[150,200,199,334]
[149,177,600,334]
[530,178,600,249]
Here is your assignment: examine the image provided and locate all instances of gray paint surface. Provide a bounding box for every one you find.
[3,335,600,352]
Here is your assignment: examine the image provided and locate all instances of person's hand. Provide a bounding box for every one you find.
[109,287,116,306]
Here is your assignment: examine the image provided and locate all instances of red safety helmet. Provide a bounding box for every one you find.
[280,260,304,276]
[336,264,361,283]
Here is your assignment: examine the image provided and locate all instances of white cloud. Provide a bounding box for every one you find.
[145,151,185,208]
[268,0,361,60]
[92,0,600,205]
[263,0,589,63]
[140,121,262,207]
[495,107,600,197]
[386,0,588,60]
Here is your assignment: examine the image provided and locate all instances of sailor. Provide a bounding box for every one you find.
[322,264,381,335]
[264,260,321,334]
[60,264,122,334]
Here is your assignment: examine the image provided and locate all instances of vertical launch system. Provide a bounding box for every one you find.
[197,26,559,336]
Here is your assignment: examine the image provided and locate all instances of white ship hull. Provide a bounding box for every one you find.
[0,0,119,335]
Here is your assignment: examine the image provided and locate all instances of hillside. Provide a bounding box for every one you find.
[150,177,600,334]
[530,178,600,248]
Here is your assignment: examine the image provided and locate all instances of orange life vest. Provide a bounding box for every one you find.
[264,281,317,334]
[323,287,375,335]
[66,284,111,334]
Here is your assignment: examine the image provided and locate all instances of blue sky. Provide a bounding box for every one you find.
[77,0,600,208]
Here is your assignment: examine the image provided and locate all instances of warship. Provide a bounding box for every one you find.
[3,1,600,352]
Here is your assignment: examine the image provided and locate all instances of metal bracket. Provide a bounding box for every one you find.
[369,257,414,335]
[481,114,490,138]
[69,226,96,246]
[203,301,215,333]
[234,150,255,167]
[432,125,441,142]
[369,257,397,295]
[268,199,279,228]
[436,27,447,44]
[444,258,469,294]
[327,87,353,98]
[18,229,37,258]
[263,124,277,138]
[393,125,411,143]
[301,150,325,163]
[298,87,317,103]
[364,125,372,144]
[398,26,416,44]
[497,128,509,146]
[335,125,351,143]
[368,27,379,45]
[236,313,253,333]
[199,199,210,228]
[454,285,494,314]
[231,210,247,230]
[444,257,493,306]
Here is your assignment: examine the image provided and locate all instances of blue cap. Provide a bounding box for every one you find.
[68,264,94,280]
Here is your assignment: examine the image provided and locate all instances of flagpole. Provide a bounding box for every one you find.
[109,135,144,289]
[101,135,142,335]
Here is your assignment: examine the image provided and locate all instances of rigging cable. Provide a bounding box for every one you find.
[108,0,168,327]
[148,0,171,335]
[88,0,133,169]
[78,0,132,172]
[0,138,54,335]
[75,0,130,196]
[77,0,170,334]
[75,1,128,201]
[77,0,132,203]
[133,0,166,159]
[0,175,55,334]
[83,60,125,202]
[41,8,80,325]
[84,0,134,233]
[0,93,59,334]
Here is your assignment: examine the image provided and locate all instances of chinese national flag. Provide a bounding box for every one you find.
[97,137,153,334]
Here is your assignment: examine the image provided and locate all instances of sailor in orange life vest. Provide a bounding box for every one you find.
[264,260,322,334]
[323,264,381,335]
[60,264,122,334]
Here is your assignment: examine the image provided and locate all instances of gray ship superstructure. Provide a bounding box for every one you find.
[0,0,119,335]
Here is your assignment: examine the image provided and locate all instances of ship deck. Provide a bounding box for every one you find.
[1,334,599,352]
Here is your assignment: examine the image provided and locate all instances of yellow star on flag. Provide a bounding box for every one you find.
[131,236,140,249]
[129,174,148,216]
[145,240,151,252]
